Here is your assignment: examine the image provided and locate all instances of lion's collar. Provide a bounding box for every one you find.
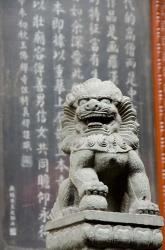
[71,133,132,153]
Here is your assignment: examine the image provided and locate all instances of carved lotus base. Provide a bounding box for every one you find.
[46,210,163,250]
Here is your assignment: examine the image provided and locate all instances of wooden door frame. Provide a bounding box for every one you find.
[151,0,165,244]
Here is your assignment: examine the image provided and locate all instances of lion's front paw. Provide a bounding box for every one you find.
[79,194,108,211]
[80,181,108,198]
[129,200,160,215]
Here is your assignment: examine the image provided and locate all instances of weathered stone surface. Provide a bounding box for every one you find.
[46,210,163,250]
[49,79,160,218]
[46,78,164,250]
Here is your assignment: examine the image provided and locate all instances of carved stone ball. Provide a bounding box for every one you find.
[79,195,108,211]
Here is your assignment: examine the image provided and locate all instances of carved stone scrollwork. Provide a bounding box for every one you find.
[46,211,163,250]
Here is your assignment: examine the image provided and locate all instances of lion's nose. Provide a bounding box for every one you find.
[85,100,101,111]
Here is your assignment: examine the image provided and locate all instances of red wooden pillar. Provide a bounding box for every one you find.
[151,0,165,245]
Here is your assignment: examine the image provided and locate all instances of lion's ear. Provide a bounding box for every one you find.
[65,92,76,107]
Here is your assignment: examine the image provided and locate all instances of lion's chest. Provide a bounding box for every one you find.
[94,152,128,174]
[72,134,131,177]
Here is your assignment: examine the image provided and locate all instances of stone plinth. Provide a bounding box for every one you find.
[45,210,164,250]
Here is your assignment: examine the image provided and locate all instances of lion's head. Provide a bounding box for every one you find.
[61,78,139,153]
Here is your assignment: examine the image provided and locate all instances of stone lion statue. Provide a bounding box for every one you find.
[50,78,159,219]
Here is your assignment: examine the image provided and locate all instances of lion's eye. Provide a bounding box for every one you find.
[100,98,111,104]
[78,99,88,106]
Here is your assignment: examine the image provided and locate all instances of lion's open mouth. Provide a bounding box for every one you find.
[80,113,116,125]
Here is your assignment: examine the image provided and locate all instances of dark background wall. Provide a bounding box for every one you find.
[0,0,155,249]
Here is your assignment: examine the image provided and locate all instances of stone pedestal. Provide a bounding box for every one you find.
[46,210,164,250]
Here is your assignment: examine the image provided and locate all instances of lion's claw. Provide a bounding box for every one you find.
[129,200,160,216]
[85,189,107,196]
[81,181,108,198]
[137,208,160,215]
